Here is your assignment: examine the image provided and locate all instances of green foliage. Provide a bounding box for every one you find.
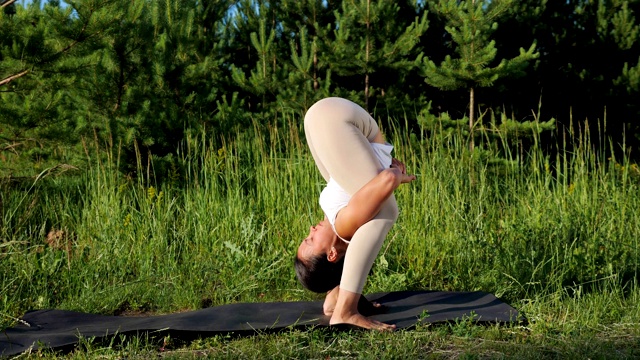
[493,0,640,142]
[611,0,640,95]
[2,117,639,312]
[2,0,640,180]
[2,2,640,355]
[90,0,238,175]
[420,0,542,151]
[0,0,119,173]
[230,16,279,117]
[0,0,243,179]
[422,0,538,91]
[278,27,332,112]
[600,0,640,50]
[619,52,640,89]
[325,0,429,111]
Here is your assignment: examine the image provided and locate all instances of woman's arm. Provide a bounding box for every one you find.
[371,131,385,144]
[334,166,415,240]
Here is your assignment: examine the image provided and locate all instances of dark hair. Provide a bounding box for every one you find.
[294,253,345,293]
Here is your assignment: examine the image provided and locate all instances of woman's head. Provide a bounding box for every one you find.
[294,218,348,293]
[294,253,344,293]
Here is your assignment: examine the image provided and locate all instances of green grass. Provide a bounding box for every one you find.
[1,115,639,358]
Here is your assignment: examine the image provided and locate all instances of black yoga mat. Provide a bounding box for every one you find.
[1,290,521,357]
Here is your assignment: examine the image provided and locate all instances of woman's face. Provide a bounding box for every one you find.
[297,218,341,263]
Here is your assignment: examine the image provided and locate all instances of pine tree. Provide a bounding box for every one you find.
[500,1,640,147]
[606,1,640,140]
[0,0,236,177]
[421,0,538,151]
[619,59,640,94]
[230,15,281,118]
[1,0,16,16]
[0,0,126,175]
[229,0,335,118]
[277,26,332,113]
[227,0,279,116]
[77,0,151,147]
[82,0,236,176]
[557,0,640,146]
[465,0,555,137]
[324,0,428,112]
[276,0,334,113]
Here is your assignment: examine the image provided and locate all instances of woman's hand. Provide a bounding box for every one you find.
[391,158,406,173]
[390,158,415,183]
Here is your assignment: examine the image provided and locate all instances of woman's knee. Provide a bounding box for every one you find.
[306,98,378,141]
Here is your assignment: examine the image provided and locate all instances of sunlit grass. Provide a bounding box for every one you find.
[1,114,639,358]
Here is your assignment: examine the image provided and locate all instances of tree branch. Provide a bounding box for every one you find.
[0,70,29,87]
[1,0,17,9]
[0,15,98,89]
[1,142,22,155]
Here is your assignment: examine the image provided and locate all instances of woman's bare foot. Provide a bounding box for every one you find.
[323,287,387,317]
[323,286,339,315]
[330,312,396,331]
[329,288,396,331]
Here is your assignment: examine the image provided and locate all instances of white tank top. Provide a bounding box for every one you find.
[319,142,394,243]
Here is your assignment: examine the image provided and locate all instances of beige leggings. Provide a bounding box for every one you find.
[304,97,399,294]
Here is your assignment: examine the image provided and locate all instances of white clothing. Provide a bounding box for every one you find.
[319,142,393,243]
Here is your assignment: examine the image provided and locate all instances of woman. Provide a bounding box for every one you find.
[294,97,416,330]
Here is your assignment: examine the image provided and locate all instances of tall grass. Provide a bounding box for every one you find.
[1,113,639,335]
[398,124,639,298]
